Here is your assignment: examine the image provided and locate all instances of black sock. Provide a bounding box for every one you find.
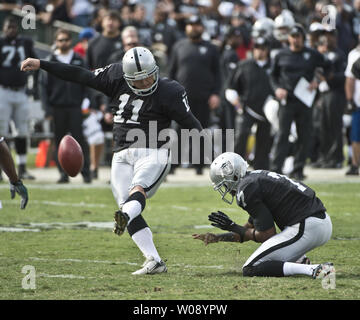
[243,261,285,277]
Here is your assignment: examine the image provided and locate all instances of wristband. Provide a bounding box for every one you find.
[252,229,257,242]
[229,224,246,243]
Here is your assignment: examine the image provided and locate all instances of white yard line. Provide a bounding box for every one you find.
[0,199,108,208]
[1,179,359,192]
[0,221,217,232]
[194,225,214,229]
[0,227,40,232]
[0,182,211,191]
[25,256,224,270]
[38,273,89,279]
[0,221,115,232]
[171,205,191,211]
[29,257,139,266]
[0,184,111,190]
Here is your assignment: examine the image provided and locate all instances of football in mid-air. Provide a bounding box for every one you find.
[58,135,84,177]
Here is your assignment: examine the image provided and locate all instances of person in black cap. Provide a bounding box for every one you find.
[270,23,331,180]
[168,15,221,175]
[218,27,243,153]
[171,0,199,35]
[226,37,273,170]
[220,27,243,81]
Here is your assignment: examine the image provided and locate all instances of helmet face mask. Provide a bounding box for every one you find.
[210,153,249,204]
[122,47,159,96]
[214,180,237,204]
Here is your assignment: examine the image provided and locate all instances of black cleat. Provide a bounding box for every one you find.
[91,169,98,180]
[289,171,306,181]
[113,210,129,236]
[345,166,359,176]
[83,175,92,184]
[19,171,35,180]
[57,175,69,184]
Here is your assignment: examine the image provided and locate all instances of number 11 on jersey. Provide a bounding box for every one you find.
[115,93,144,124]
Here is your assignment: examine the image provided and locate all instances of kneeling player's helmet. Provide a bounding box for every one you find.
[122,46,159,96]
[210,152,248,204]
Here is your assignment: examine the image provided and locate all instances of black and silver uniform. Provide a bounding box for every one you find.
[39,60,203,152]
[270,46,329,97]
[0,36,36,87]
[236,170,326,231]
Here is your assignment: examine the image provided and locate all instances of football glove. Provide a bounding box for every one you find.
[208,211,235,231]
[10,180,28,209]
[208,210,246,242]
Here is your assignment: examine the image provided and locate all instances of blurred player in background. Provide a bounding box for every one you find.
[0,16,37,181]
[226,36,273,170]
[193,152,334,279]
[344,41,360,176]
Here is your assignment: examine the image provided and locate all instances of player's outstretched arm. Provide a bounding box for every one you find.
[21,58,40,71]
[192,232,242,245]
[192,233,219,245]
[208,211,276,243]
[21,58,97,90]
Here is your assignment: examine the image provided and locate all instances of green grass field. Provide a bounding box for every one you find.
[0,181,359,300]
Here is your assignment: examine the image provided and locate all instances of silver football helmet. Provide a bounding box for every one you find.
[273,10,295,42]
[252,17,275,39]
[209,152,249,204]
[122,46,159,96]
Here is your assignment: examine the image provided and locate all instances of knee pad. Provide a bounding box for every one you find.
[242,266,256,277]
[242,261,285,277]
[125,191,146,211]
[127,215,149,237]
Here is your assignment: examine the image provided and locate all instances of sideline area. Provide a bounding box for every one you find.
[2,165,358,186]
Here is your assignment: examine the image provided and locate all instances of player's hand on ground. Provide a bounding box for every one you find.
[208,211,234,231]
[20,58,40,72]
[10,180,28,209]
[192,233,219,245]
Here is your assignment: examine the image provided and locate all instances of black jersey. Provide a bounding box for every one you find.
[228,59,272,115]
[92,63,202,151]
[39,60,203,152]
[270,46,329,97]
[236,170,326,231]
[168,38,222,100]
[86,35,122,69]
[0,36,36,87]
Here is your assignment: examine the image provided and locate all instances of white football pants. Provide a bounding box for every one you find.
[243,213,332,268]
[0,87,29,137]
[111,148,171,207]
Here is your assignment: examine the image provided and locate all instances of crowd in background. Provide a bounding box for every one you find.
[1,0,360,183]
